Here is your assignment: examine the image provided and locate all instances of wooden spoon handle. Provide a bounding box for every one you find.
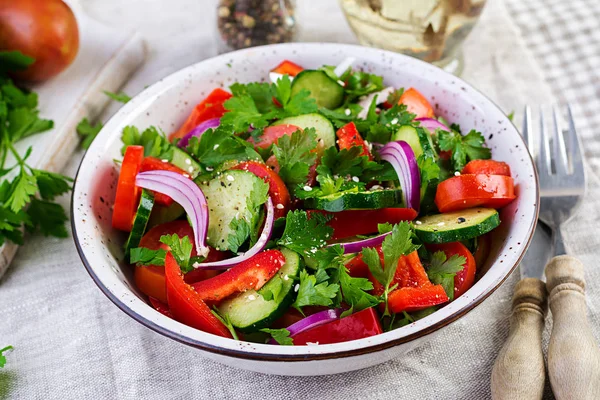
[546,256,600,400]
[491,278,548,400]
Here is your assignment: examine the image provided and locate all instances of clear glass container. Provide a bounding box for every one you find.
[217,0,296,52]
[339,0,487,75]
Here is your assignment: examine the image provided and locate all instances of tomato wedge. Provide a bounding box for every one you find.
[427,241,477,298]
[308,208,417,241]
[248,124,300,149]
[435,174,516,213]
[336,122,372,160]
[461,160,511,176]
[231,161,291,219]
[112,145,144,231]
[388,285,449,313]
[134,221,223,303]
[165,252,232,337]
[292,308,383,345]
[271,60,303,76]
[192,249,285,304]
[169,88,232,141]
[139,157,189,206]
[399,88,435,119]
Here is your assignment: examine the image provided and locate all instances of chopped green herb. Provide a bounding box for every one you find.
[104,90,131,104]
[260,328,293,345]
[77,118,104,149]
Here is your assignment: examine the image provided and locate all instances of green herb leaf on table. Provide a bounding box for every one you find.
[130,247,167,266]
[260,328,293,345]
[26,198,68,238]
[77,118,104,149]
[104,90,131,104]
[160,234,194,273]
[0,50,34,73]
[0,345,13,368]
[292,269,340,312]
[437,129,491,171]
[426,251,466,301]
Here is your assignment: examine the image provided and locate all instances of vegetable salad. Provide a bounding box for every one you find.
[113,58,516,345]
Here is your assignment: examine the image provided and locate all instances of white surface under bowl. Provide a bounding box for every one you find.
[72,43,538,376]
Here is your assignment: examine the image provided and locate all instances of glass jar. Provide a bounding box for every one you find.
[217,0,296,51]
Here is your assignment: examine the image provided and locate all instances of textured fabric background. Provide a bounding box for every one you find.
[1,0,599,399]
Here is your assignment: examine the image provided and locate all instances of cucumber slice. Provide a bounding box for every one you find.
[414,207,500,244]
[124,190,154,259]
[171,147,202,178]
[147,202,185,229]
[391,125,436,159]
[273,113,336,155]
[218,248,301,333]
[199,170,265,251]
[304,189,403,212]
[291,70,344,109]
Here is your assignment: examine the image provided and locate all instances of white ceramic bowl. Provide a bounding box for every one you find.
[72,43,538,376]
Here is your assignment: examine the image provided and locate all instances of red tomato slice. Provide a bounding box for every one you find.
[112,145,144,231]
[169,88,232,141]
[165,252,232,337]
[426,241,477,298]
[231,161,291,219]
[435,174,516,213]
[335,122,372,160]
[461,160,511,176]
[191,249,286,304]
[247,124,301,149]
[388,285,449,314]
[134,221,224,303]
[308,208,417,241]
[271,60,304,76]
[292,308,383,345]
[399,88,435,119]
[140,157,190,206]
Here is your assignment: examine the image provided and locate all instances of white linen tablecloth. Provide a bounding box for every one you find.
[1,0,599,398]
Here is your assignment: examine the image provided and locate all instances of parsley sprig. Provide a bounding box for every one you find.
[437,128,491,171]
[0,345,13,368]
[260,328,293,345]
[426,251,466,301]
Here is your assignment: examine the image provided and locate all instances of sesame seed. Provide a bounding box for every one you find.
[306,341,320,346]
[206,167,214,171]
[294,284,300,292]
[437,222,445,226]
[226,175,235,182]
[283,274,289,281]
[247,295,256,301]
[352,176,359,182]
[185,158,192,165]
[213,144,220,150]
[391,118,399,125]
[276,203,284,209]
[415,220,422,225]
[161,159,169,163]
[344,108,351,116]
[454,171,461,176]
[303,185,312,192]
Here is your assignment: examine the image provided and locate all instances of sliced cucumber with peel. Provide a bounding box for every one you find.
[304,189,403,212]
[273,113,336,155]
[414,207,500,244]
[124,189,154,259]
[391,125,436,159]
[217,248,302,333]
[171,147,202,178]
[290,70,344,109]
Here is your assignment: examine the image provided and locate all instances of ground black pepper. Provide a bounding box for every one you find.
[217,0,296,50]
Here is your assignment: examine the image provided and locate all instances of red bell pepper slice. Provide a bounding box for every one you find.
[231,161,291,219]
[134,221,224,303]
[388,285,449,314]
[139,157,190,206]
[192,249,286,304]
[112,145,144,231]
[370,250,432,296]
[149,296,173,318]
[292,308,383,345]
[335,122,372,160]
[169,88,232,141]
[308,208,417,241]
[399,88,435,119]
[427,241,477,298]
[435,174,516,213]
[165,252,232,337]
[271,60,304,77]
[461,160,511,176]
[248,124,301,149]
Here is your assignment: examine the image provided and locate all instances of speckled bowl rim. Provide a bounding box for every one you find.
[72,42,539,362]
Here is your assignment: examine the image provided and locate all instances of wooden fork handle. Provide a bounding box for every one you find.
[491,278,547,400]
[546,255,600,400]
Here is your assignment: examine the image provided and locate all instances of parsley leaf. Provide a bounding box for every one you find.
[4,170,38,213]
[260,328,293,345]
[104,90,131,104]
[121,125,173,160]
[277,210,333,257]
[272,128,317,186]
[358,104,416,145]
[293,269,340,312]
[130,247,167,266]
[227,178,268,252]
[426,251,466,301]
[362,222,419,315]
[227,217,251,254]
[438,129,491,171]
[77,118,103,149]
[339,265,381,311]
[0,51,34,72]
[26,198,68,237]
[160,234,194,273]
[33,169,72,200]
[0,345,13,368]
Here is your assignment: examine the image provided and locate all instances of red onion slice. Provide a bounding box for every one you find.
[328,231,392,254]
[415,117,449,133]
[380,141,420,211]
[194,197,275,270]
[136,170,210,257]
[178,117,221,148]
[268,308,343,344]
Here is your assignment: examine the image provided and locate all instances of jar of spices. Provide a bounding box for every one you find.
[217,0,296,51]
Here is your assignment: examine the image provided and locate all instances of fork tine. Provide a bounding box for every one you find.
[552,106,570,175]
[539,107,552,175]
[567,105,585,178]
[523,105,535,155]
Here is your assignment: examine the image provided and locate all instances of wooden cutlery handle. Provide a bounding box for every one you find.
[546,255,600,400]
[491,278,548,400]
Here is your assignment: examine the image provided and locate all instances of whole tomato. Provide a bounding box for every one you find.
[0,0,79,82]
